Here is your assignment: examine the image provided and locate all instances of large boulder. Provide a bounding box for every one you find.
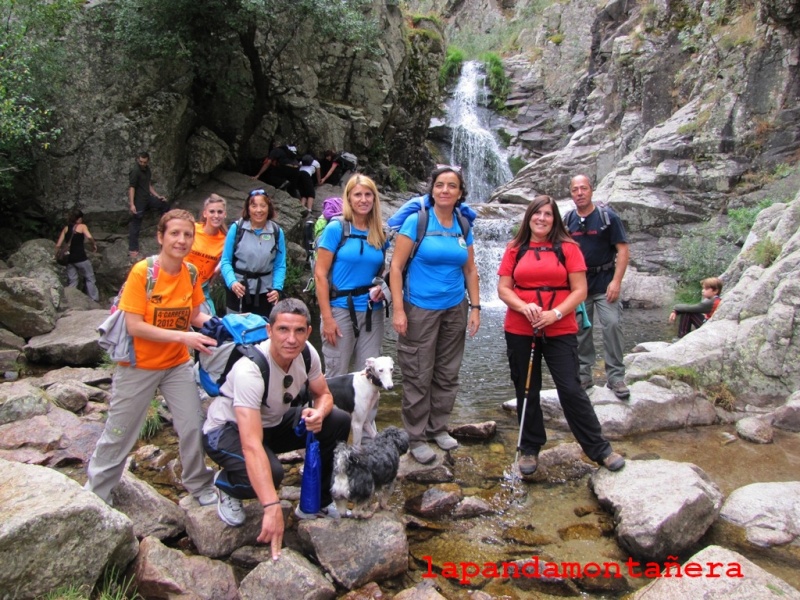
[297,513,408,590]
[631,545,800,599]
[0,270,61,338]
[238,547,336,600]
[714,481,800,568]
[0,380,50,426]
[590,459,723,561]
[111,468,186,540]
[132,536,238,600]
[0,459,138,598]
[24,309,108,366]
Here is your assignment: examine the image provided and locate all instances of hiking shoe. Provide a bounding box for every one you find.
[217,488,245,527]
[602,452,625,472]
[410,443,436,465]
[607,380,630,400]
[195,486,218,507]
[294,501,340,520]
[518,454,538,476]
[432,432,458,451]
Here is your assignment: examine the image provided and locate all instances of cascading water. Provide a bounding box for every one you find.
[448,61,513,204]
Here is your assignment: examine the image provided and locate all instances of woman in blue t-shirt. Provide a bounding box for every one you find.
[389,166,481,464]
[315,175,387,376]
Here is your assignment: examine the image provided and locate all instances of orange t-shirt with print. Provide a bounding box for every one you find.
[187,223,226,285]
[118,260,205,370]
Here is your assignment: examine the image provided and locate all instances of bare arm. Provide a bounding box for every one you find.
[234,406,283,557]
[124,312,216,354]
[389,235,413,336]
[313,248,342,346]
[128,187,136,214]
[607,242,629,303]
[55,226,67,252]
[80,224,98,252]
[462,246,481,337]
[319,162,339,184]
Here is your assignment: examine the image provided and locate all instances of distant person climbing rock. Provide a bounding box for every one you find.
[128,151,168,260]
[55,208,99,303]
[669,277,723,338]
[298,154,320,215]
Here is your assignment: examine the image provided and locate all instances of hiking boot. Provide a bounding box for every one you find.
[581,379,594,391]
[410,442,436,464]
[432,432,458,451]
[217,488,245,527]
[518,454,538,476]
[607,380,630,400]
[294,501,340,520]
[195,486,218,507]
[602,452,625,472]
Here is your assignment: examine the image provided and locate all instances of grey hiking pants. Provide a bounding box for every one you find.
[576,293,626,385]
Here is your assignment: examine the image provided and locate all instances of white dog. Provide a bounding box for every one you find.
[327,356,394,447]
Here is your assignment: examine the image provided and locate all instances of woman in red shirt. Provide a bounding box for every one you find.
[497,195,624,477]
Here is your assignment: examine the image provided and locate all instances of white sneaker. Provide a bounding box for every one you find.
[195,487,217,507]
[294,501,340,520]
[432,432,458,451]
[217,488,245,527]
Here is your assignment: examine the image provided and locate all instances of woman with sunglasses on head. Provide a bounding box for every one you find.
[389,166,481,464]
[315,175,388,377]
[220,189,286,317]
[497,195,624,478]
[85,209,218,505]
[187,194,228,316]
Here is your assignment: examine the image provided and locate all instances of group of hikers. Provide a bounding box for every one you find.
[58,155,723,556]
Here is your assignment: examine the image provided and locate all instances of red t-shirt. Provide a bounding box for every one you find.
[498,241,586,337]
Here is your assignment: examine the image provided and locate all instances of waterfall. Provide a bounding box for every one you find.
[448,61,513,203]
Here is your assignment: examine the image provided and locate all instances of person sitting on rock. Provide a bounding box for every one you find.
[201,298,351,558]
[669,277,722,338]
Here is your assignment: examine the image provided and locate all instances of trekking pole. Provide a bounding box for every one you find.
[514,334,537,475]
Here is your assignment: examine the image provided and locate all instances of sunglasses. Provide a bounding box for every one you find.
[435,164,462,173]
[579,217,588,233]
[249,189,268,198]
[282,374,294,404]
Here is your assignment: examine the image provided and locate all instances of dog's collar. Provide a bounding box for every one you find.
[366,370,384,389]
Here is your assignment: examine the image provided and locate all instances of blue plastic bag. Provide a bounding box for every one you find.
[299,429,322,515]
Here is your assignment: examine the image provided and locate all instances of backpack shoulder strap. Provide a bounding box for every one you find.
[184,261,199,287]
[233,218,247,251]
[145,256,159,300]
[301,343,312,376]
[239,345,271,404]
[455,210,469,238]
[563,209,577,231]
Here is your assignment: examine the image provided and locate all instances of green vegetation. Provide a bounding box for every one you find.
[388,165,408,192]
[410,13,443,29]
[677,122,698,136]
[727,198,774,242]
[508,156,527,175]
[0,0,84,251]
[651,366,700,387]
[39,565,139,600]
[547,32,565,45]
[748,238,782,267]
[283,260,307,298]
[439,46,465,87]
[139,398,163,440]
[705,383,736,411]
[481,52,511,110]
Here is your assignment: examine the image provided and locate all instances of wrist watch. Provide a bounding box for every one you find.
[553,308,563,320]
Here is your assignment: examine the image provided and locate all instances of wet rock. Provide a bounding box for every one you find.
[735,416,774,443]
[716,481,800,567]
[405,484,462,518]
[773,391,800,431]
[180,495,290,558]
[111,467,185,540]
[453,496,493,519]
[449,421,496,439]
[393,580,448,600]
[630,545,800,599]
[0,458,138,598]
[525,442,595,483]
[238,547,336,599]
[399,451,454,483]
[502,525,556,547]
[133,536,237,600]
[590,459,723,561]
[0,380,50,425]
[340,582,386,600]
[24,310,108,366]
[297,512,407,589]
[501,557,582,596]
[558,522,604,541]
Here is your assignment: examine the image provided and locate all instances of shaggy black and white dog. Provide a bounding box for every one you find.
[331,426,409,519]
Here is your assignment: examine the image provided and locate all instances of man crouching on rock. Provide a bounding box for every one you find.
[202,298,350,559]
